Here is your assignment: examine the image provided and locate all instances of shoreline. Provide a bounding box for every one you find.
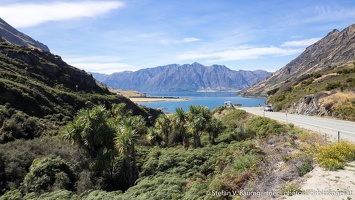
[130,97,191,102]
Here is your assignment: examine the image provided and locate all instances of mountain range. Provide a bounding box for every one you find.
[239,24,355,97]
[0,18,50,52]
[92,63,271,92]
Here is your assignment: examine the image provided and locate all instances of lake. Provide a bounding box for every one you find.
[138,92,266,113]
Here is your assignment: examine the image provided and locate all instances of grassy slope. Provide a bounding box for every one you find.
[268,61,355,121]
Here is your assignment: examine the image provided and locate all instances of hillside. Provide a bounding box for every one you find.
[0,18,50,52]
[92,62,271,92]
[268,61,355,120]
[0,37,161,142]
[239,24,355,97]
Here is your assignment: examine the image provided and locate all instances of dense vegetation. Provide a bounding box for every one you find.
[268,61,355,121]
[1,103,335,199]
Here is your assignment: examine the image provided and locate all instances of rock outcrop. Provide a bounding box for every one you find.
[290,93,331,116]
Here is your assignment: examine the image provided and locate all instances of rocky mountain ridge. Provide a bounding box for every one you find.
[92,62,271,92]
[0,18,50,52]
[240,24,355,97]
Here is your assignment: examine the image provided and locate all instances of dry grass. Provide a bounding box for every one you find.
[319,91,355,108]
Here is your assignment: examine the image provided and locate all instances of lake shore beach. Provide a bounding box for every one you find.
[130,97,190,102]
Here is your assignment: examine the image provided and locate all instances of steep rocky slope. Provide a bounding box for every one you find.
[0,18,50,52]
[92,62,271,92]
[0,38,160,130]
[240,24,355,97]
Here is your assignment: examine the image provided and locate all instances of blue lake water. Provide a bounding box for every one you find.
[138,92,266,113]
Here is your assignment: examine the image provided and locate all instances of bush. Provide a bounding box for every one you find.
[325,82,341,91]
[267,88,279,96]
[312,72,322,78]
[314,141,355,170]
[246,117,286,138]
[274,94,286,102]
[0,137,90,194]
[233,154,256,173]
[297,156,313,177]
[21,155,76,194]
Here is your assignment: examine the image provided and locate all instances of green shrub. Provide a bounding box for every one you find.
[334,104,355,121]
[301,78,314,87]
[297,156,313,177]
[312,72,322,78]
[21,155,76,194]
[233,154,256,173]
[274,94,286,102]
[267,88,279,96]
[246,117,286,138]
[325,82,341,91]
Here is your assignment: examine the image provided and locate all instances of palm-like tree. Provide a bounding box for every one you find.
[207,118,224,144]
[111,103,132,123]
[154,114,171,146]
[114,115,146,187]
[187,105,211,148]
[171,107,189,148]
[146,126,163,146]
[63,105,116,174]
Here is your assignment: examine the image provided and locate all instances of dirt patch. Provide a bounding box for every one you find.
[282,162,355,200]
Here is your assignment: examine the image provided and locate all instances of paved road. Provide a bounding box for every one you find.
[239,107,355,142]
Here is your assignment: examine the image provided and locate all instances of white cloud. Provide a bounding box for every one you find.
[281,38,321,47]
[306,6,355,23]
[160,37,201,45]
[64,55,135,74]
[0,1,124,28]
[178,46,303,61]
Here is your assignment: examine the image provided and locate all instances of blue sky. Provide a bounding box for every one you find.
[1,0,355,74]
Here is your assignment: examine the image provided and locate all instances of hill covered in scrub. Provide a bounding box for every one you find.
[0,37,161,143]
[92,62,271,92]
[267,61,355,121]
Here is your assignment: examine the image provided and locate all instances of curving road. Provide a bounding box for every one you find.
[239,107,355,142]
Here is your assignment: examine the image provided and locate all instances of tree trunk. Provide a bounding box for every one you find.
[193,132,201,148]
[183,133,189,149]
[131,144,139,184]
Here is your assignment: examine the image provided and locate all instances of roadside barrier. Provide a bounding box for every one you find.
[262,111,355,143]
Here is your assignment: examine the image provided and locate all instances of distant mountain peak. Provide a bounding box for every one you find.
[0,18,50,52]
[92,63,271,92]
